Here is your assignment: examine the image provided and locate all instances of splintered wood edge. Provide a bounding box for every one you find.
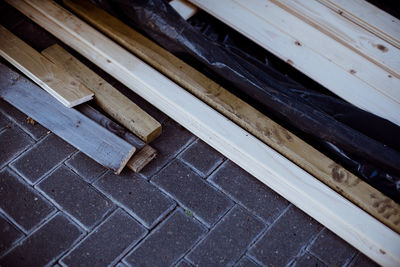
[127,145,157,172]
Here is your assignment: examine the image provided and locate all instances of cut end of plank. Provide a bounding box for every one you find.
[114,146,137,175]
[127,145,157,172]
[144,124,162,143]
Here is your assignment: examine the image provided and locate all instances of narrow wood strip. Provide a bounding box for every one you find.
[0,64,135,174]
[187,0,400,126]
[77,104,157,173]
[317,0,400,49]
[64,0,400,234]
[272,0,400,79]
[0,25,93,108]
[11,1,400,265]
[169,0,198,20]
[41,44,161,143]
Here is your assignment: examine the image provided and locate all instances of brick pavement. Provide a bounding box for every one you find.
[0,2,377,266]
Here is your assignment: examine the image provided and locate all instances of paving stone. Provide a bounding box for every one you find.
[65,152,107,183]
[187,206,264,266]
[61,209,147,267]
[292,253,327,267]
[0,99,48,140]
[0,213,84,267]
[209,161,289,223]
[10,134,75,184]
[309,228,357,266]
[0,126,34,168]
[12,19,57,51]
[235,256,261,267]
[152,160,234,227]
[124,209,206,266]
[249,205,322,266]
[179,139,224,177]
[115,262,129,267]
[351,253,379,267]
[36,165,114,231]
[0,168,55,233]
[0,112,11,131]
[94,170,175,229]
[141,120,195,177]
[0,214,24,255]
[176,259,193,267]
[0,1,25,30]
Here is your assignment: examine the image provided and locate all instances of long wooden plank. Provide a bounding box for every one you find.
[0,25,93,108]
[41,44,161,143]
[317,0,400,49]
[169,0,198,20]
[187,0,400,126]
[0,64,135,174]
[10,1,400,265]
[77,104,157,173]
[272,0,400,79]
[64,0,400,234]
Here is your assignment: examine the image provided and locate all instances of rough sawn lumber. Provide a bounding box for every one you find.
[42,44,161,143]
[10,1,400,265]
[0,25,93,108]
[65,0,400,234]
[0,63,136,174]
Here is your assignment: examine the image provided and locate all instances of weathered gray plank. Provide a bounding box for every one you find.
[0,63,135,174]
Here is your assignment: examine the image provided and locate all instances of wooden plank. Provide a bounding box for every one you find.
[10,1,400,265]
[317,0,400,49]
[41,44,161,143]
[169,0,198,20]
[0,25,93,108]
[272,0,400,79]
[187,0,400,126]
[0,63,135,174]
[77,104,157,173]
[64,0,400,234]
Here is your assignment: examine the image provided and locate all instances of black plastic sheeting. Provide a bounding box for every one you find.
[95,0,400,202]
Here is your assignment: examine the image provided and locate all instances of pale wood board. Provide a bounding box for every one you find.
[77,104,157,173]
[64,0,400,234]
[187,0,400,126]
[317,0,400,49]
[42,44,161,143]
[0,25,93,108]
[272,0,400,79]
[169,0,198,20]
[9,1,400,265]
[0,64,135,174]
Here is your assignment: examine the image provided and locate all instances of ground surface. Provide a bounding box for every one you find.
[0,2,378,266]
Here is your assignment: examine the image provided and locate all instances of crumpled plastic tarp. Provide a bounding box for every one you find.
[94,0,400,202]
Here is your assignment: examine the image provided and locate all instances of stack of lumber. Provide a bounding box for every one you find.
[1,0,399,265]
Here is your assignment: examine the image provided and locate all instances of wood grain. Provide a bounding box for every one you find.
[11,1,400,265]
[42,44,161,143]
[64,0,400,234]
[0,63,135,174]
[187,0,400,126]
[0,25,93,108]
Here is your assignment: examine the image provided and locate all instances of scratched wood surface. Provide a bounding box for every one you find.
[0,25,93,108]
[11,1,400,265]
[42,44,161,143]
[0,63,135,174]
[64,0,400,234]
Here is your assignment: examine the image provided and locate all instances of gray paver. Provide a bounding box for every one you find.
[36,165,114,231]
[0,112,11,131]
[65,152,107,183]
[61,209,147,267]
[0,213,84,267]
[10,134,75,184]
[175,259,193,267]
[179,139,224,177]
[186,206,264,266]
[94,170,175,229]
[0,214,24,255]
[351,253,379,267]
[0,168,55,233]
[235,256,261,267]
[124,209,206,267]
[293,253,327,267]
[249,206,322,266]
[209,161,289,223]
[152,160,234,227]
[0,125,34,168]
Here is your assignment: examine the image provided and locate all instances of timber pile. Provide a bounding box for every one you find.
[0,0,399,265]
